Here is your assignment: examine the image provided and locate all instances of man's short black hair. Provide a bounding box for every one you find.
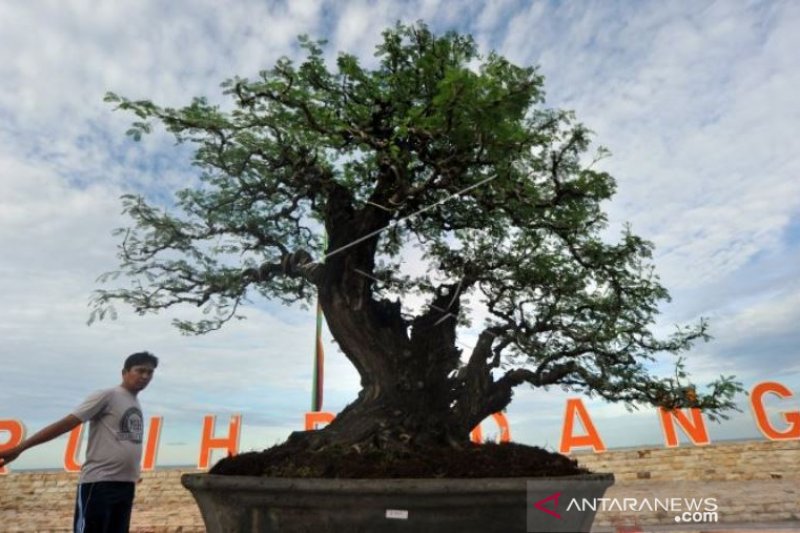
[124,351,159,371]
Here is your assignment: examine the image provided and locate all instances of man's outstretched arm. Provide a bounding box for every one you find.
[0,414,82,466]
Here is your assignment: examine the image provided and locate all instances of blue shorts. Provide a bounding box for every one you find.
[73,481,136,533]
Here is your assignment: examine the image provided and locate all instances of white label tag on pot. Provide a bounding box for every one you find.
[386,509,409,520]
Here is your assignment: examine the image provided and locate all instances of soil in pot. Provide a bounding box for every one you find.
[209,441,589,478]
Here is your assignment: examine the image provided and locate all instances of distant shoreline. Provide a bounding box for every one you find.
[11,464,199,473]
[10,436,772,472]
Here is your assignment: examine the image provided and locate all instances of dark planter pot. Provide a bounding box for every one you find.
[182,472,614,533]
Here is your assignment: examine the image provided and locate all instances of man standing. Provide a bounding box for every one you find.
[0,351,158,533]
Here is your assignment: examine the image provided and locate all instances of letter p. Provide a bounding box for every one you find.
[0,420,25,474]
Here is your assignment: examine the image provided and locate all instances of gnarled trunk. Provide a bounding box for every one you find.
[284,248,490,452]
[281,183,507,453]
[288,282,471,452]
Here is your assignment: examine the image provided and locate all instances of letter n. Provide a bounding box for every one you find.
[198,414,242,470]
[559,399,606,454]
[0,420,25,475]
[659,408,710,447]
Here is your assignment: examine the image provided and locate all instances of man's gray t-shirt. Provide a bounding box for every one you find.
[71,386,144,483]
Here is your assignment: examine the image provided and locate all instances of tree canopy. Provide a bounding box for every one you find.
[93,23,742,439]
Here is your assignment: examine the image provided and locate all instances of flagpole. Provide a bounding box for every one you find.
[312,299,324,412]
[311,232,327,412]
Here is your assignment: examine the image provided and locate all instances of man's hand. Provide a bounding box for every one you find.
[0,446,22,467]
[0,415,81,468]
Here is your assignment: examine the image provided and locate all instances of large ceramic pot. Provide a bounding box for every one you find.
[182,472,614,532]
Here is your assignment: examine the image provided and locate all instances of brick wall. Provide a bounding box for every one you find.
[0,439,797,532]
[0,469,204,532]
[571,439,800,530]
[570,439,800,481]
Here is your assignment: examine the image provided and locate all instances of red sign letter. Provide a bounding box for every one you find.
[751,382,800,440]
[64,424,84,472]
[198,414,241,469]
[65,417,163,473]
[470,412,511,443]
[304,411,335,430]
[659,408,710,447]
[559,399,606,454]
[141,416,163,471]
[0,420,25,475]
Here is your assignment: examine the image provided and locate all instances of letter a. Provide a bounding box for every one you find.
[559,399,606,454]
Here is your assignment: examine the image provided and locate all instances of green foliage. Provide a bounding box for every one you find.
[92,22,743,417]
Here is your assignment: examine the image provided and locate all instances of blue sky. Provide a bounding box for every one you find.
[1,0,799,470]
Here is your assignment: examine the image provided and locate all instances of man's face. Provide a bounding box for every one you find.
[122,364,155,393]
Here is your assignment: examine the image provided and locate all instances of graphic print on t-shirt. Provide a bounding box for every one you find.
[118,407,144,443]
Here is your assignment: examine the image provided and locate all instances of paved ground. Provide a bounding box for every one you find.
[588,479,800,533]
[596,521,800,532]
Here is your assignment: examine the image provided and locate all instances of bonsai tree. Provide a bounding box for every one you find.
[92,23,741,460]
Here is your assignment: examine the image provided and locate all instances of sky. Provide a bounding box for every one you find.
[1,0,799,470]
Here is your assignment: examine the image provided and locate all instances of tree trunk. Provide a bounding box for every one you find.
[286,274,472,452]
[285,184,493,453]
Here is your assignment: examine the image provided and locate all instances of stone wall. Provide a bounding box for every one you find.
[571,439,800,531]
[0,469,204,533]
[0,439,797,532]
[570,438,800,482]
